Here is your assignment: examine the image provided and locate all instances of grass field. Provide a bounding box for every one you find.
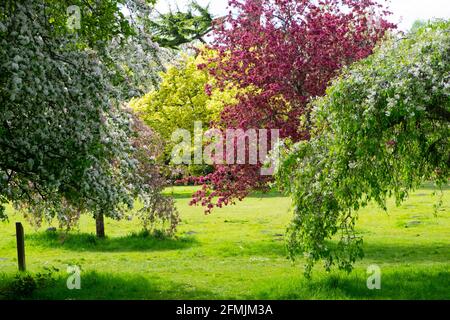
[0,185,449,300]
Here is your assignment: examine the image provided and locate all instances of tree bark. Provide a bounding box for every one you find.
[96,212,105,238]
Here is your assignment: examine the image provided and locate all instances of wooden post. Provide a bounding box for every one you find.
[15,222,26,272]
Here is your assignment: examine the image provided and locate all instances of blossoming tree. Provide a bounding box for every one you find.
[276,20,449,275]
[0,0,178,237]
[191,0,396,213]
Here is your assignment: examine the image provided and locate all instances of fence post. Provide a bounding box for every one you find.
[15,222,26,272]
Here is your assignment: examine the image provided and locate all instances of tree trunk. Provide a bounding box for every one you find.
[96,212,105,238]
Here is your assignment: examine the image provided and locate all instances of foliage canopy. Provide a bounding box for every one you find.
[275,20,450,275]
[130,50,239,176]
[189,0,395,213]
[149,1,214,49]
[0,0,178,234]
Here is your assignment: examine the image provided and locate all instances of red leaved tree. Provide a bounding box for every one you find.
[190,0,396,212]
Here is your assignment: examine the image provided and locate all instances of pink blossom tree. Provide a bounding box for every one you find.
[190,0,396,212]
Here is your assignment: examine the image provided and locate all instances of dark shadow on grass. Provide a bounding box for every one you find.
[1,271,218,300]
[328,269,450,299]
[417,182,450,191]
[26,231,198,253]
[166,189,284,200]
[257,267,450,300]
[212,238,450,264]
[167,183,447,199]
[362,242,450,264]
[247,191,285,199]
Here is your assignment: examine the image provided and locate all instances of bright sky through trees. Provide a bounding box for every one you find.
[156,0,450,31]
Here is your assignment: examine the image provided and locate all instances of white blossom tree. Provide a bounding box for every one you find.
[0,0,179,237]
[275,20,449,275]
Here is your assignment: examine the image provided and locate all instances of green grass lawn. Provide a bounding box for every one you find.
[0,185,449,300]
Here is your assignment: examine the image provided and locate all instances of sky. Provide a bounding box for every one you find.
[155,0,450,31]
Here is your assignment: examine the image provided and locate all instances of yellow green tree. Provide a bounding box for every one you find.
[130,49,239,176]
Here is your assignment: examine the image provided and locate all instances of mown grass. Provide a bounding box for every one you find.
[0,184,449,300]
